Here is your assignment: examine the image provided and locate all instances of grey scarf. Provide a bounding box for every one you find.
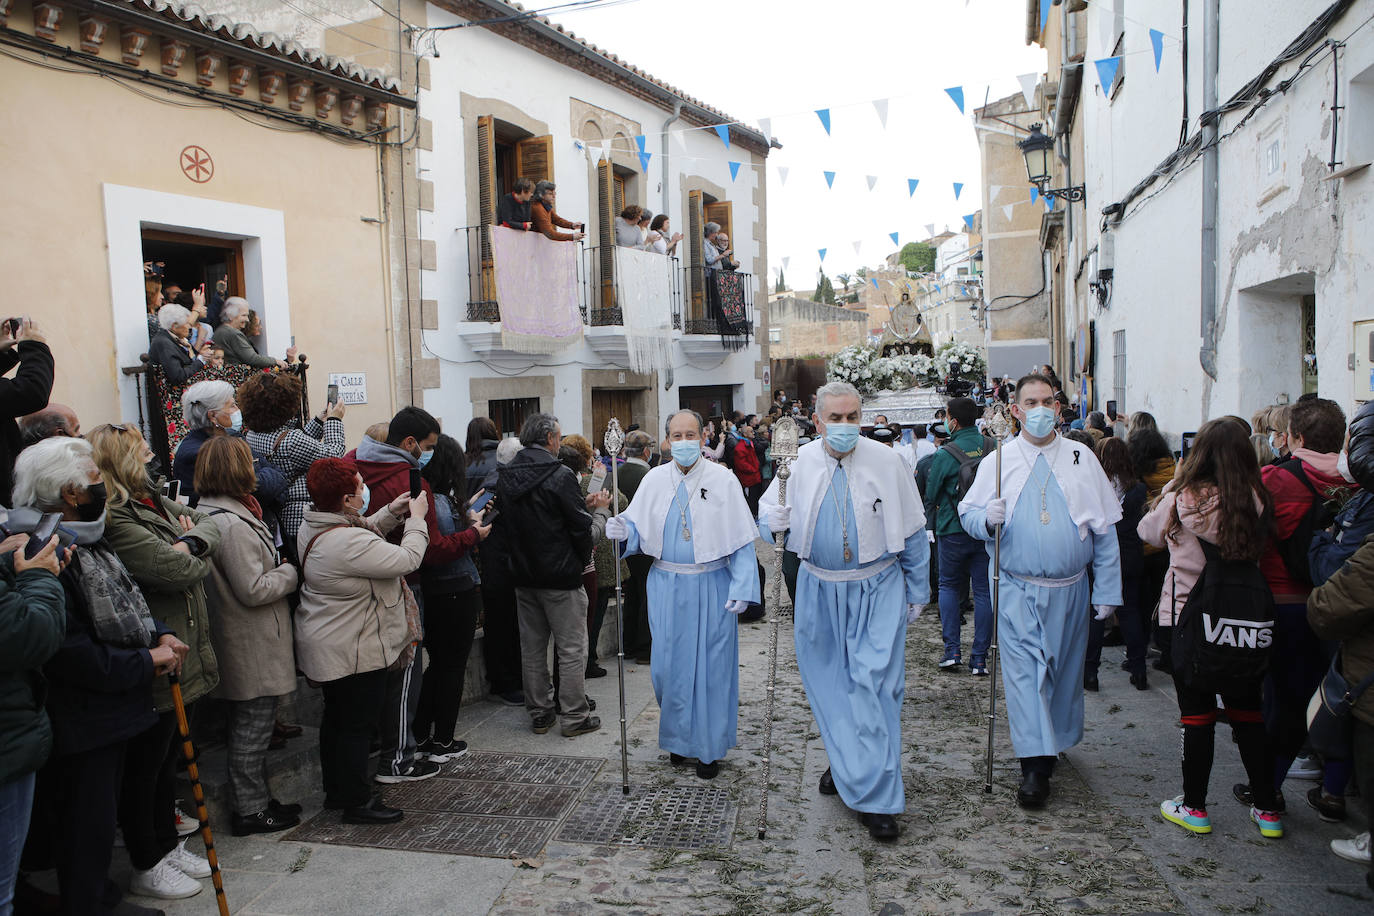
[74,542,157,649]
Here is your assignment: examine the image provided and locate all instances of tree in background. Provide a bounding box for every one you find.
[775,268,786,293]
[811,271,836,304]
[898,242,936,276]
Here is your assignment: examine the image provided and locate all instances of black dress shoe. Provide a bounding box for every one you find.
[342,800,404,824]
[274,720,303,739]
[270,798,303,817]
[232,808,300,836]
[695,760,720,779]
[670,752,688,765]
[585,663,608,678]
[1083,674,1099,692]
[1130,671,1149,691]
[819,767,838,796]
[860,812,899,840]
[1017,772,1051,809]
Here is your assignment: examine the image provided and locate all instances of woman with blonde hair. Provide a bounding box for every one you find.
[88,423,223,899]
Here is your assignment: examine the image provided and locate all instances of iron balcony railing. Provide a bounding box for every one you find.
[682,264,755,337]
[581,245,683,329]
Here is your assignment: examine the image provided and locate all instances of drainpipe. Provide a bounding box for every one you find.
[1199,0,1220,379]
[661,100,682,217]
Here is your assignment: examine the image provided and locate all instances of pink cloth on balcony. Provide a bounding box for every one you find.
[614,245,674,373]
[491,225,584,353]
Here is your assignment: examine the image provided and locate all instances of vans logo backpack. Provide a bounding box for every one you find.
[1173,539,1275,692]
[1201,613,1274,650]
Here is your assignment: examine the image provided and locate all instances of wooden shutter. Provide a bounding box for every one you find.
[476,116,498,304]
[704,201,733,246]
[613,175,625,218]
[688,190,705,321]
[514,134,554,184]
[597,159,615,313]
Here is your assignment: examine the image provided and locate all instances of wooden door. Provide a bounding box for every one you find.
[591,389,635,447]
[704,200,733,248]
[687,190,705,321]
[515,134,554,185]
[597,160,615,313]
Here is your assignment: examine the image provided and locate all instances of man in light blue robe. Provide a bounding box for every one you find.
[759,382,928,841]
[959,373,1122,808]
[606,410,759,779]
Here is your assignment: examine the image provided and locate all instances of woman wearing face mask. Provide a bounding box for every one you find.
[173,380,241,503]
[295,458,429,824]
[9,437,190,912]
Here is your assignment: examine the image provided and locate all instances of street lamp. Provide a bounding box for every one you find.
[1018,123,1085,203]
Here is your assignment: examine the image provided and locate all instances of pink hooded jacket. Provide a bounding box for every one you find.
[1137,482,1226,626]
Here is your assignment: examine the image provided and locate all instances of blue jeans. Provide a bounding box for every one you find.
[937,531,993,662]
[0,771,36,916]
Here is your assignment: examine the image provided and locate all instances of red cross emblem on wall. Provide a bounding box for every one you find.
[180,146,214,183]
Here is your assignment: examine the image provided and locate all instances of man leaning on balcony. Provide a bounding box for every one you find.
[531,181,585,242]
[497,177,535,231]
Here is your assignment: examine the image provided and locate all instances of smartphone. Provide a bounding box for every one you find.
[1106,400,1118,422]
[467,487,486,509]
[901,427,914,445]
[327,384,339,406]
[290,335,296,348]
[25,512,61,560]
[1180,431,1197,461]
[471,490,495,513]
[589,463,607,492]
[409,466,422,499]
[164,479,181,503]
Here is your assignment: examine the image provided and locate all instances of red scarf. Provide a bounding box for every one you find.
[238,494,264,520]
[137,496,169,520]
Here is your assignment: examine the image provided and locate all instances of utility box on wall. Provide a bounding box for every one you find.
[1354,320,1374,402]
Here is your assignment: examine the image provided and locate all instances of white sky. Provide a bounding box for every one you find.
[545,0,1047,286]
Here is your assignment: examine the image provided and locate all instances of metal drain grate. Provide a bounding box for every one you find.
[289,810,555,859]
[441,750,603,787]
[556,782,736,850]
[381,778,579,820]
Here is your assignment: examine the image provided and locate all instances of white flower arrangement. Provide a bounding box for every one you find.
[935,340,987,384]
[828,345,938,394]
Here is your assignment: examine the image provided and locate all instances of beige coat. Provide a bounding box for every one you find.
[198,495,300,701]
[295,506,427,683]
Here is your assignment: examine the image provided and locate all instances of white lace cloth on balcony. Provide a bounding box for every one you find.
[614,246,674,373]
[491,226,584,353]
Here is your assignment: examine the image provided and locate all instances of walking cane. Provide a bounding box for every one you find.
[168,673,230,916]
[758,415,799,840]
[982,405,1013,793]
[604,419,630,795]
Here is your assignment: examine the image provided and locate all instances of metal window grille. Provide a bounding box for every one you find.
[1112,329,1126,412]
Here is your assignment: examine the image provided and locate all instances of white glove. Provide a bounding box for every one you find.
[759,502,791,532]
[984,497,1007,529]
[604,515,629,541]
[906,603,922,624]
[725,599,750,615]
[1094,604,1116,621]
[926,530,936,544]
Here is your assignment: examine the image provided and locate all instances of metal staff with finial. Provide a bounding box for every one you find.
[604,418,630,795]
[982,402,1015,794]
[758,414,800,840]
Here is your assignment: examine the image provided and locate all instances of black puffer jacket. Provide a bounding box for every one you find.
[496,445,596,590]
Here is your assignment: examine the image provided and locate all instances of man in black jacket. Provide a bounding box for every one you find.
[496,178,535,231]
[0,317,54,505]
[497,413,610,737]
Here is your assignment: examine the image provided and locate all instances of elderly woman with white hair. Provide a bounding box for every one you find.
[8,437,189,909]
[173,379,240,503]
[148,303,218,385]
[213,297,297,370]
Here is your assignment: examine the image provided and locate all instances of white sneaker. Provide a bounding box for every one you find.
[130,857,203,900]
[1286,754,1323,781]
[164,838,212,878]
[1332,832,1372,864]
[173,803,200,837]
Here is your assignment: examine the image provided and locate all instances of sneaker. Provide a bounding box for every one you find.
[561,716,601,737]
[970,664,989,677]
[493,690,525,706]
[1160,797,1212,835]
[173,804,199,837]
[1232,783,1286,813]
[1307,785,1347,823]
[1287,753,1323,781]
[374,759,441,784]
[1331,831,1371,864]
[129,858,202,900]
[1250,806,1284,839]
[938,655,961,670]
[423,739,469,763]
[163,839,211,879]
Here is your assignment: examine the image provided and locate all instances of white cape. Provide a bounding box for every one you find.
[959,434,1122,538]
[761,436,925,565]
[620,457,757,563]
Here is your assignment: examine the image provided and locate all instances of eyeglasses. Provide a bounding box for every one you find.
[108,424,131,433]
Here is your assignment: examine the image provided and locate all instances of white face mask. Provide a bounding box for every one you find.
[1338,449,1357,484]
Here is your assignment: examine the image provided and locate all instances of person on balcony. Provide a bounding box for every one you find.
[215,299,297,370]
[646,214,683,257]
[496,177,535,231]
[615,205,645,248]
[149,304,219,386]
[703,222,726,270]
[530,181,585,243]
[714,232,740,272]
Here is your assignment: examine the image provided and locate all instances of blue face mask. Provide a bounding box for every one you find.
[226,410,242,433]
[671,439,701,468]
[1022,406,1057,438]
[824,423,860,454]
[357,483,371,515]
[417,449,434,468]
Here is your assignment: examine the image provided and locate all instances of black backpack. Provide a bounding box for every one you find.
[1275,459,1350,587]
[941,437,996,501]
[1172,539,1275,692]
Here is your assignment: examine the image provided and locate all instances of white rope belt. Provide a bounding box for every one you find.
[1008,568,1087,589]
[801,556,896,582]
[653,557,727,575]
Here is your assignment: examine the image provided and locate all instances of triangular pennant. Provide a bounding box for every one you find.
[1017,72,1038,109]
[638,150,652,172]
[782,256,790,270]
[777,166,790,186]
[852,240,863,255]
[823,170,836,189]
[634,134,646,154]
[962,213,975,230]
[728,161,741,181]
[758,117,772,144]
[944,86,965,114]
[672,127,688,153]
[1150,29,1165,73]
[924,223,936,239]
[1045,195,1057,211]
[872,98,889,128]
[866,175,878,191]
[815,108,831,135]
[1003,203,1015,222]
[1030,187,1040,204]
[953,182,964,199]
[818,248,827,262]
[889,231,899,246]
[870,277,880,290]
[907,178,920,197]
[713,125,731,148]
[1039,0,1050,33]
[1094,56,1121,93]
